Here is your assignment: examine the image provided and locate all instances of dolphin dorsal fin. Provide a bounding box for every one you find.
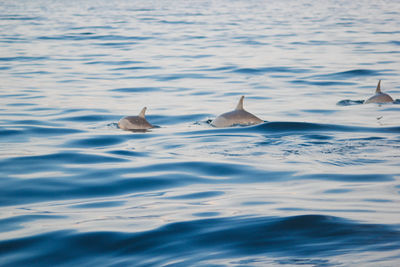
[138,107,147,118]
[375,80,382,94]
[235,96,245,110]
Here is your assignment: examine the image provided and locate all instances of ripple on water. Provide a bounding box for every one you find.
[37,34,152,41]
[165,191,225,200]
[0,215,399,266]
[297,173,394,182]
[110,87,161,93]
[291,79,357,86]
[0,126,82,140]
[308,69,389,80]
[232,66,310,75]
[0,159,291,206]
[0,152,127,174]
[0,214,67,233]
[71,200,126,209]
[1,1,400,266]
[66,135,127,148]
[55,114,119,122]
[336,99,365,106]
[0,56,49,61]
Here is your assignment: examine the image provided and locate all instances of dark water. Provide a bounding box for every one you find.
[1,0,400,266]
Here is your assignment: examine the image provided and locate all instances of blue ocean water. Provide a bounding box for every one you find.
[1,0,400,266]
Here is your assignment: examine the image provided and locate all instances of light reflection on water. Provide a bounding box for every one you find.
[1,0,400,266]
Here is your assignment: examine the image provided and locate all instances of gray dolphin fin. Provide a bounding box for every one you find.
[375,80,382,94]
[235,96,245,110]
[138,107,147,118]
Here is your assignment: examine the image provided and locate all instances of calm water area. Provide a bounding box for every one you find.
[1,0,400,266]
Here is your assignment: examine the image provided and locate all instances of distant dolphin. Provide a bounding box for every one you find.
[118,107,154,131]
[211,96,263,127]
[364,80,394,104]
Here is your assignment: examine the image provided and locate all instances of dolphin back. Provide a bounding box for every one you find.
[118,116,153,130]
[212,95,263,127]
[364,93,394,104]
[212,109,263,127]
[364,80,394,104]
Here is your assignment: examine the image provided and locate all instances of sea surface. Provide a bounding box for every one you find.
[1,0,400,266]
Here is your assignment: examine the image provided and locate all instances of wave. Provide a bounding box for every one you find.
[133,73,222,81]
[0,15,41,21]
[66,135,127,148]
[1,154,395,206]
[232,66,310,75]
[110,87,161,93]
[260,121,400,134]
[187,121,400,135]
[307,69,388,80]
[84,60,143,65]
[54,114,118,122]
[291,80,356,86]
[37,34,152,41]
[1,215,399,266]
[337,99,400,106]
[0,56,49,61]
[336,99,365,106]
[149,113,210,125]
[0,126,82,139]
[111,66,161,71]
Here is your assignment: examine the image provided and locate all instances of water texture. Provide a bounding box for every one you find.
[1,0,400,266]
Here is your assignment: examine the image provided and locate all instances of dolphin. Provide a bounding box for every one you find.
[364,80,394,104]
[118,107,154,131]
[211,96,263,127]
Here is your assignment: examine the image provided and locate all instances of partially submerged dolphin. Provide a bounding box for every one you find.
[211,96,263,127]
[118,107,154,131]
[364,80,394,104]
